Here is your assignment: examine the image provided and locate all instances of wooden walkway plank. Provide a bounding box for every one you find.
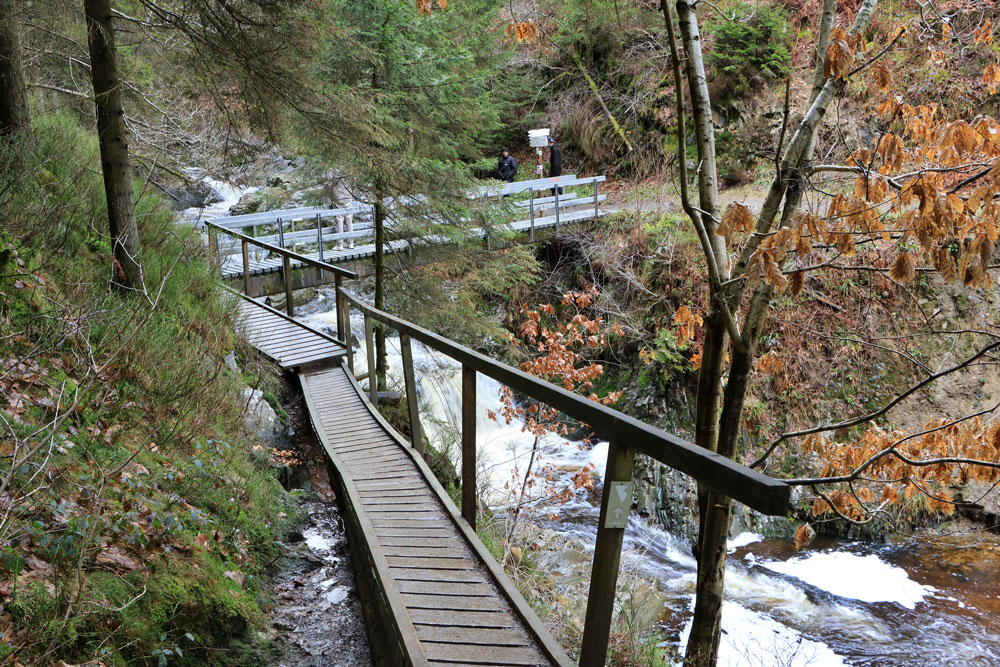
[236,298,344,370]
[298,365,572,667]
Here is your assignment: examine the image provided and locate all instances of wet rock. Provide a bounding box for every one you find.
[167,180,224,211]
[267,288,318,312]
[229,186,292,215]
[242,387,282,442]
[269,173,296,188]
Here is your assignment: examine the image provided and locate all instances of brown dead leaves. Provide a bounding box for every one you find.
[983,63,1000,95]
[715,202,755,244]
[499,284,623,437]
[805,416,1000,521]
[415,0,446,15]
[506,20,539,43]
[673,305,703,348]
[824,27,856,81]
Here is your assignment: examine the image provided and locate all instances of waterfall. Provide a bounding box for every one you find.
[301,306,606,507]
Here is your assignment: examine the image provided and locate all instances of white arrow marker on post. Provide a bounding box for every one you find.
[604,481,633,529]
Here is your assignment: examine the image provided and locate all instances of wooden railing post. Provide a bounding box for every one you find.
[365,314,378,406]
[579,441,635,667]
[594,181,599,219]
[340,293,354,374]
[335,275,344,341]
[529,189,535,242]
[209,224,218,258]
[461,364,476,529]
[283,255,294,316]
[400,333,425,456]
[241,238,250,295]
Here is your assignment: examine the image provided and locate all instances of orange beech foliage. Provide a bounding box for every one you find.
[798,416,1000,521]
[505,20,539,43]
[415,0,447,15]
[489,285,624,505]
[687,7,1000,527]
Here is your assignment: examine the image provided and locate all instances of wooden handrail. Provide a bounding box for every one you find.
[337,288,789,515]
[340,287,789,667]
[225,286,344,347]
[206,220,358,281]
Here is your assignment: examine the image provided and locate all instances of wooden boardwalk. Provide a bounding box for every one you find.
[300,365,571,666]
[235,297,345,370]
[236,295,570,664]
[230,253,790,666]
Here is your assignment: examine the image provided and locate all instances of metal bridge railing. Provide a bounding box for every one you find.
[203,175,608,260]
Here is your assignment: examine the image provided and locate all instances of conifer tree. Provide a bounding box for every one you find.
[0,0,30,136]
[313,0,507,386]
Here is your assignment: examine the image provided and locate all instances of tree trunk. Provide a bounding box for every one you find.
[374,192,387,390]
[683,2,881,663]
[84,0,142,291]
[0,0,30,136]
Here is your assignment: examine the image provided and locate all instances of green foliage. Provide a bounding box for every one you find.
[715,129,755,186]
[705,1,792,104]
[389,245,541,346]
[0,115,293,664]
[641,328,696,387]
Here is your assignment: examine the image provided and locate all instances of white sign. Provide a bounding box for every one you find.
[604,481,633,529]
[528,128,550,148]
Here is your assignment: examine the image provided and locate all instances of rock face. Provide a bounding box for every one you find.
[167,180,224,211]
[243,387,283,442]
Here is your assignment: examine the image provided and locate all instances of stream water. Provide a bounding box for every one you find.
[297,293,1000,667]
[182,173,1000,665]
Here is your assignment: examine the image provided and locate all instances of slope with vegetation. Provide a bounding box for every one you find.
[1,116,293,666]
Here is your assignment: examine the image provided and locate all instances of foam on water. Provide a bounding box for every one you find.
[678,600,849,667]
[180,172,257,223]
[727,532,763,552]
[761,551,935,609]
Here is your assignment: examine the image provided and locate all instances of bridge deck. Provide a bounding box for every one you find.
[220,208,608,279]
[236,297,345,370]
[300,365,570,666]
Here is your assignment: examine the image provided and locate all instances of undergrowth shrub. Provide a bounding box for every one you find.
[0,113,291,665]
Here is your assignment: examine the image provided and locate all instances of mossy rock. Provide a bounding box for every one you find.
[229,187,292,216]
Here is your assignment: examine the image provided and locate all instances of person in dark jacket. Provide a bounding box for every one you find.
[548,136,563,195]
[497,148,517,183]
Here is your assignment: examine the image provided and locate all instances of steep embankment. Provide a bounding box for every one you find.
[1,114,295,665]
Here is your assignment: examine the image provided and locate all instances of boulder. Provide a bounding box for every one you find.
[167,180,224,211]
[242,387,282,442]
[229,187,291,216]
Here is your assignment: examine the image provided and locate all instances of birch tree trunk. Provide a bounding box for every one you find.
[84,0,143,291]
[670,0,881,663]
